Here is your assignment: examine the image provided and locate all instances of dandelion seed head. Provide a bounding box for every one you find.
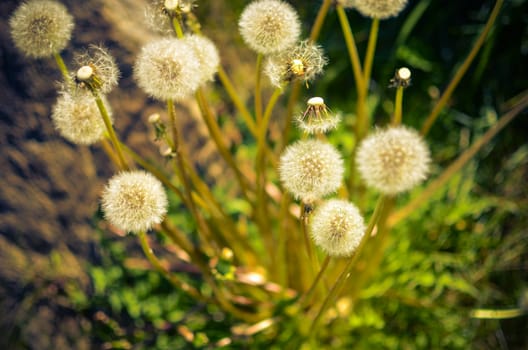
[238,0,301,54]
[9,0,74,58]
[182,35,220,85]
[264,41,328,88]
[102,171,168,233]
[296,97,340,134]
[279,139,344,203]
[134,38,201,101]
[51,88,111,145]
[310,199,366,257]
[356,126,431,195]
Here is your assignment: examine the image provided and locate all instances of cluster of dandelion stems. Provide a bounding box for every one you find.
[16,0,528,342]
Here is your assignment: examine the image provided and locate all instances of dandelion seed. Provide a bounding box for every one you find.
[310,199,366,257]
[51,88,111,145]
[102,170,168,233]
[264,40,328,88]
[296,97,340,134]
[279,139,344,203]
[134,38,201,101]
[238,0,301,54]
[9,0,74,58]
[356,126,431,195]
[340,0,408,19]
[73,45,120,93]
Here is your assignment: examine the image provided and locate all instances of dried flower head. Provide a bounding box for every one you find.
[102,170,168,233]
[310,199,366,257]
[356,126,431,195]
[264,41,328,88]
[238,0,301,54]
[279,139,344,203]
[342,0,408,19]
[182,35,220,84]
[73,45,120,93]
[296,97,340,134]
[134,38,201,101]
[51,88,111,145]
[9,0,74,58]
[389,66,412,88]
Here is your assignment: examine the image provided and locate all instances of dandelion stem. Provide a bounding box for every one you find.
[217,67,258,136]
[53,52,71,85]
[255,53,264,123]
[172,17,184,38]
[93,91,128,170]
[300,202,318,284]
[299,255,331,308]
[420,0,504,136]
[393,87,404,125]
[363,18,379,93]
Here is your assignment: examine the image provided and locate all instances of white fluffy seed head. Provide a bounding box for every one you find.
[102,171,168,233]
[182,35,220,85]
[51,88,111,145]
[238,0,301,54]
[346,0,409,19]
[279,139,344,203]
[356,126,431,195]
[73,45,120,93]
[310,199,366,257]
[134,38,201,101]
[264,40,328,88]
[9,0,74,58]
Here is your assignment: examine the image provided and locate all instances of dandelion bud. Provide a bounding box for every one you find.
[9,0,74,58]
[342,0,409,19]
[102,171,168,233]
[310,199,366,257]
[238,0,301,54]
[279,139,344,203]
[264,41,328,88]
[356,126,431,195]
[51,89,111,145]
[296,97,340,134]
[73,45,120,93]
[182,35,220,84]
[134,38,201,101]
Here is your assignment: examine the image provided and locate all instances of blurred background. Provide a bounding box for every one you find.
[0,0,527,348]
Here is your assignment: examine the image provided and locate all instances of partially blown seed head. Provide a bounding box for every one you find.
[296,97,340,134]
[356,126,431,195]
[310,199,366,257]
[73,45,120,93]
[264,40,328,88]
[9,0,74,58]
[238,0,301,54]
[182,35,220,84]
[134,38,201,101]
[279,139,344,203]
[51,89,111,145]
[102,171,168,233]
[342,0,409,19]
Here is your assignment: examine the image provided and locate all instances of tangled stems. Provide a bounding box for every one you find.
[420,0,504,136]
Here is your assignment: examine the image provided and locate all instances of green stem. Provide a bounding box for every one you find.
[138,230,204,301]
[93,91,129,170]
[217,67,258,137]
[53,52,71,85]
[299,255,331,308]
[195,88,251,201]
[255,54,264,123]
[172,17,184,38]
[301,202,317,283]
[363,18,379,91]
[393,87,404,125]
[389,93,528,227]
[420,0,504,136]
[309,196,390,333]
